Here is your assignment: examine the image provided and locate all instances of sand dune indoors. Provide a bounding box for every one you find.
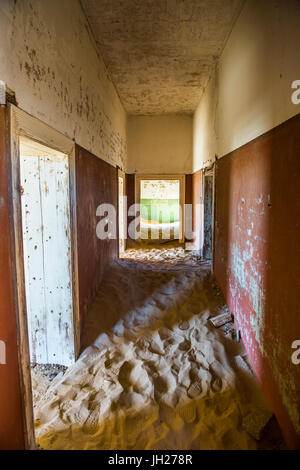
[32,245,275,450]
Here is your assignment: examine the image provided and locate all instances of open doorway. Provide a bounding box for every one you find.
[118,169,126,255]
[135,174,185,243]
[203,168,214,260]
[9,104,80,448]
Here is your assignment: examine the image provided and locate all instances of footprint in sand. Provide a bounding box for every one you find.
[65,406,90,427]
[105,353,124,376]
[154,376,169,394]
[135,337,156,360]
[209,366,223,393]
[83,403,102,435]
[125,412,153,447]
[143,360,158,377]
[187,380,203,399]
[118,361,134,391]
[164,337,176,347]
[149,340,164,355]
[178,402,197,424]
[163,337,180,355]
[179,320,190,330]
[105,351,124,368]
[82,387,111,435]
[118,360,151,395]
[179,339,191,351]
[158,327,172,340]
[186,367,205,399]
[192,327,201,342]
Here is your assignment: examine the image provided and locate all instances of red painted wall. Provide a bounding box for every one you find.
[0,107,25,449]
[214,114,300,449]
[75,146,118,342]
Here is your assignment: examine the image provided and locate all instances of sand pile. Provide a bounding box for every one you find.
[32,244,273,450]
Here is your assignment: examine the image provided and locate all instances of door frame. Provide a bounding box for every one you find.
[134,174,185,243]
[8,104,80,448]
[117,169,126,256]
[202,165,216,269]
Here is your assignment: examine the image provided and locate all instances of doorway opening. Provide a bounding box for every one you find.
[203,168,214,260]
[118,169,126,254]
[9,104,80,448]
[19,136,77,445]
[135,175,185,243]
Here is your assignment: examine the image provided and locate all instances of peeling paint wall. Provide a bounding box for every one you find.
[214,114,300,449]
[192,0,300,448]
[0,0,127,169]
[127,115,193,174]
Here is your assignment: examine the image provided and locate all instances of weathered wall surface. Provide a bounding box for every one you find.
[192,0,300,447]
[127,115,193,174]
[0,107,25,449]
[193,0,300,168]
[75,146,118,343]
[193,71,217,172]
[0,0,127,169]
[214,114,300,449]
[217,0,300,158]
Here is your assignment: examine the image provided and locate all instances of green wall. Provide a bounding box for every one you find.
[140,198,180,223]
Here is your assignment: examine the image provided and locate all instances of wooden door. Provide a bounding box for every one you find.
[20,139,75,366]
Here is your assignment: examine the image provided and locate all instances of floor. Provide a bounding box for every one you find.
[31,243,285,450]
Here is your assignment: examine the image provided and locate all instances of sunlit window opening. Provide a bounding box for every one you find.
[140,179,180,240]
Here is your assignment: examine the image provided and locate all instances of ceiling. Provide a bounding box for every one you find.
[81,0,244,115]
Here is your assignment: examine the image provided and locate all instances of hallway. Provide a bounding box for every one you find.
[0,0,299,452]
[32,245,278,450]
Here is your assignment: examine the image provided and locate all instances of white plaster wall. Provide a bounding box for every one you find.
[127,115,193,174]
[0,0,127,169]
[217,0,300,158]
[193,0,300,168]
[193,68,217,172]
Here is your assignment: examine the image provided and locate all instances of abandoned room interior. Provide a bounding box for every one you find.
[0,0,299,451]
